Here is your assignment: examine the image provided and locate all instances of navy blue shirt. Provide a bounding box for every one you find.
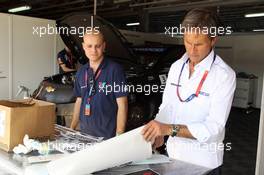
[74,58,128,139]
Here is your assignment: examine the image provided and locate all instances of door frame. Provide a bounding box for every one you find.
[255,73,264,175]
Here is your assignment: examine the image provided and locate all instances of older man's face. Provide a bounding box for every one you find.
[184,32,216,64]
[82,33,105,62]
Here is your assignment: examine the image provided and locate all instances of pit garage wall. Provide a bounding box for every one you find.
[216,34,264,109]
[0,13,58,99]
[0,13,11,99]
[12,15,57,99]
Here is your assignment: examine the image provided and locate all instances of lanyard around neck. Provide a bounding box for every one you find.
[84,60,104,98]
[176,53,216,103]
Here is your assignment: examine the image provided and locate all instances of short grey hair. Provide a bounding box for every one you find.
[181,8,218,37]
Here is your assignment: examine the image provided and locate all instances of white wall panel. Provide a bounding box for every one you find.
[0,13,11,99]
[12,15,56,98]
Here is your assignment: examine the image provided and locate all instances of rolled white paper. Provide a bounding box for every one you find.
[47,126,152,175]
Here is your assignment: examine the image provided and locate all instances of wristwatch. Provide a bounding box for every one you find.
[171,124,180,137]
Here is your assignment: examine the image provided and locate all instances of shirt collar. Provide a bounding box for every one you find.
[196,50,215,71]
[183,50,215,71]
[85,57,108,70]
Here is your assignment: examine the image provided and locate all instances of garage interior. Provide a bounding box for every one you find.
[0,0,264,175]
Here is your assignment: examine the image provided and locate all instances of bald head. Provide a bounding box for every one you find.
[83,29,105,43]
[82,29,106,63]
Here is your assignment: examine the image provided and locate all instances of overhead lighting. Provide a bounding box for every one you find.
[8,5,31,13]
[253,29,264,32]
[245,12,264,18]
[126,22,140,26]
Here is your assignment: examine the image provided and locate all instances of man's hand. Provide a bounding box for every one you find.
[70,97,82,130]
[142,120,172,142]
[153,136,164,149]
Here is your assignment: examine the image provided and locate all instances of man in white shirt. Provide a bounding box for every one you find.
[142,8,236,175]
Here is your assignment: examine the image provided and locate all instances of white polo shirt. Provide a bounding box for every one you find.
[155,50,236,169]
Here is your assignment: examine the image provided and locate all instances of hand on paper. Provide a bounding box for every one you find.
[142,120,171,142]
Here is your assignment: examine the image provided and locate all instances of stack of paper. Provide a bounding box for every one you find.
[47,126,152,175]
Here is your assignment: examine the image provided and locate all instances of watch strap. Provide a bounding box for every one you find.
[171,124,180,137]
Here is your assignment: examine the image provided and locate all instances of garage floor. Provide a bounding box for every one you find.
[223,107,260,175]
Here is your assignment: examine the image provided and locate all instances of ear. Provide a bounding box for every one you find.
[211,37,217,47]
[82,42,85,50]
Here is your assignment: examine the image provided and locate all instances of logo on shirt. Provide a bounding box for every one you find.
[199,91,210,97]
[170,83,210,97]
[170,83,181,87]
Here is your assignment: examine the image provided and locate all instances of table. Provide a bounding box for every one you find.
[0,149,211,175]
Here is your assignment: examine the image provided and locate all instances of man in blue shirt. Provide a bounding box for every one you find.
[57,46,77,73]
[70,30,128,139]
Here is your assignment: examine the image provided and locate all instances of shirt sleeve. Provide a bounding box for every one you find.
[113,64,128,98]
[73,71,82,98]
[187,70,236,143]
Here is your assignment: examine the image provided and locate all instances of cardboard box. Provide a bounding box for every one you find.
[0,99,56,152]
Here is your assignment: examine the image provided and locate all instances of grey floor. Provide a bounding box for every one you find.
[222,107,260,175]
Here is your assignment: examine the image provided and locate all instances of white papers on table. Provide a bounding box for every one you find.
[132,154,173,165]
[27,154,64,164]
[47,126,152,175]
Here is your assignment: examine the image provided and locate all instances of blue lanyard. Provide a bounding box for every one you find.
[83,59,105,102]
[85,68,102,103]
[176,53,216,102]
[83,60,104,116]
[85,69,101,93]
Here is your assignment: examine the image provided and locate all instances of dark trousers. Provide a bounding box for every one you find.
[207,166,222,175]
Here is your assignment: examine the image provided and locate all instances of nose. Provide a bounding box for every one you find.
[189,44,197,55]
[91,46,97,53]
